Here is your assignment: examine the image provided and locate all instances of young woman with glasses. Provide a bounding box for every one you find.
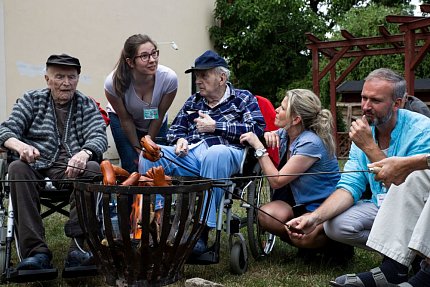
[104,34,178,173]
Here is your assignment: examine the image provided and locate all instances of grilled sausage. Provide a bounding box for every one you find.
[100,160,116,186]
[140,135,161,162]
[112,164,130,182]
[146,166,170,187]
[112,164,130,177]
[121,172,141,186]
[138,175,154,187]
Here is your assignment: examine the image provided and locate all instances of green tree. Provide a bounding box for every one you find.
[320,2,430,93]
[310,0,412,29]
[209,0,326,104]
[209,0,425,108]
[323,4,406,85]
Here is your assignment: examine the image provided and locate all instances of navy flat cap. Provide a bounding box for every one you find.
[185,50,228,73]
[46,54,81,74]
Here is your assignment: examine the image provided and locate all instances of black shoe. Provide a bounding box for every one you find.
[297,247,320,262]
[16,253,52,270]
[192,238,208,256]
[411,255,424,275]
[64,250,95,268]
[323,240,354,265]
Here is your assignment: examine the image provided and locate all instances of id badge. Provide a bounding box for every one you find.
[143,108,159,120]
[376,193,386,207]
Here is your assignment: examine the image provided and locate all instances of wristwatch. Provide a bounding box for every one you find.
[254,148,267,159]
[82,148,93,160]
[426,154,430,169]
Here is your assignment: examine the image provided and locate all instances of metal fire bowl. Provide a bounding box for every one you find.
[74,176,212,287]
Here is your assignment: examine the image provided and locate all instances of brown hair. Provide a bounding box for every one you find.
[112,34,157,99]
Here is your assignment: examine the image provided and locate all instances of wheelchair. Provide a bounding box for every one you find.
[0,145,277,281]
[185,146,276,274]
[0,150,98,283]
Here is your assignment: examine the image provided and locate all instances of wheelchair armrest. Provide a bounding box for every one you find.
[237,147,259,177]
[239,147,249,174]
[0,148,7,160]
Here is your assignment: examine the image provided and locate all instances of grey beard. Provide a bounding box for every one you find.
[370,108,393,127]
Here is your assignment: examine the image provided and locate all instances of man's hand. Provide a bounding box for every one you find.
[368,156,418,186]
[194,111,216,133]
[4,138,40,163]
[65,151,89,178]
[19,145,40,163]
[349,115,376,151]
[285,213,319,239]
[175,138,189,156]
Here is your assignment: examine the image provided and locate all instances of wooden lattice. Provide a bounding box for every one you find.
[337,132,351,160]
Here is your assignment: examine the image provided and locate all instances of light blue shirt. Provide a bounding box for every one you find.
[337,109,430,205]
[278,129,340,211]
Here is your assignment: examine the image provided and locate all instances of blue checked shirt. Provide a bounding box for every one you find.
[167,83,266,148]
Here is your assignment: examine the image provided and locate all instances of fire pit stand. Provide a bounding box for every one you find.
[74,177,212,287]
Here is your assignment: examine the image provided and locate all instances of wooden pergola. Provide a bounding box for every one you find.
[306,4,430,142]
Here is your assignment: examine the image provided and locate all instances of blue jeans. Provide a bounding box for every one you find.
[109,112,168,173]
[139,143,244,227]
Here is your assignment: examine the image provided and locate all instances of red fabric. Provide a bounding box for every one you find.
[256,95,280,167]
[92,98,110,126]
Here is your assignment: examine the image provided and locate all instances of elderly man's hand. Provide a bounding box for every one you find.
[4,138,40,163]
[18,144,41,163]
[175,138,189,156]
[65,151,89,178]
[349,115,377,151]
[194,111,216,133]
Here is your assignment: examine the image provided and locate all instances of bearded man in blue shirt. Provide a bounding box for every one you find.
[287,68,430,286]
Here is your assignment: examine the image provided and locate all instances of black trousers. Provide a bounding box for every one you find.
[8,160,100,259]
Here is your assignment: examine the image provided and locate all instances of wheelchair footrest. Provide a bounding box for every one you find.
[62,265,98,278]
[6,267,58,283]
[186,249,219,265]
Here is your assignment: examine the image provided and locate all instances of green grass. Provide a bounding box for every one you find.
[3,162,380,286]
[2,203,382,287]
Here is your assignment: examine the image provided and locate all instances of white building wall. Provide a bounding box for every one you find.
[0,0,216,160]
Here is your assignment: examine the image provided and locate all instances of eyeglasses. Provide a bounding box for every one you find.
[134,50,160,62]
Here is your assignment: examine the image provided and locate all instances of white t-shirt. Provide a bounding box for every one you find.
[104,64,178,132]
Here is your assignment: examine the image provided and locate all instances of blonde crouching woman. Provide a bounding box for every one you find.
[240,89,348,261]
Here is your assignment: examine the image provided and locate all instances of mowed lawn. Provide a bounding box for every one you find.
[3,159,383,286]
[3,200,381,287]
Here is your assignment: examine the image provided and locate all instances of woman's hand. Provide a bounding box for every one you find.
[239,132,264,149]
[263,131,279,149]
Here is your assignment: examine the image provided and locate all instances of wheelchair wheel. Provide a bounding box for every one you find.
[0,223,6,277]
[246,174,276,260]
[229,240,248,275]
[0,158,7,275]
